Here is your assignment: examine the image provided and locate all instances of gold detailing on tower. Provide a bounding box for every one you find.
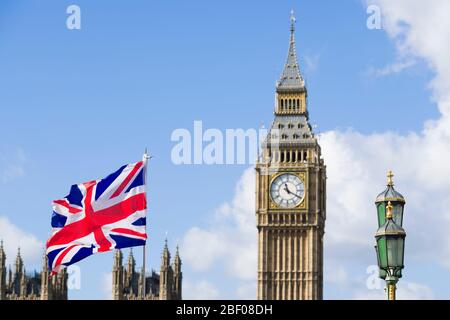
[387,170,394,187]
[386,201,393,219]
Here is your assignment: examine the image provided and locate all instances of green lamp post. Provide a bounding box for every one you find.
[374,171,406,300]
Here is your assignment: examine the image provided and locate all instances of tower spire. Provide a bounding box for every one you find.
[290,9,296,34]
[277,9,304,91]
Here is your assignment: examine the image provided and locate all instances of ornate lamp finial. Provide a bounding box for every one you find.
[386,201,393,219]
[387,170,394,187]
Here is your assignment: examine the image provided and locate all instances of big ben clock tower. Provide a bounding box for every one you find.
[256,11,326,300]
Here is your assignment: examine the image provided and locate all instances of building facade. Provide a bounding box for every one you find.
[255,12,326,300]
[112,240,182,300]
[0,241,68,300]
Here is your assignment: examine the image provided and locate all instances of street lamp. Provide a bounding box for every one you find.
[374,171,406,300]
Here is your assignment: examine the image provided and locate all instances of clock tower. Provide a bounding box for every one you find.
[255,11,326,300]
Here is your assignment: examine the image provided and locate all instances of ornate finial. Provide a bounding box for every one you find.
[143,148,153,161]
[290,9,296,34]
[0,239,3,249]
[17,247,21,257]
[387,170,394,187]
[386,201,393,219]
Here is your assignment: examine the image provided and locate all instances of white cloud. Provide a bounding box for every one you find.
[181,168,257,298]
[182,227,224,271]
[303,53,320,73]
[325,264,349,286]
[102,272,113,300]
[236,282,256,300]
[182,168,257,282]
[367,59,416,77]
[1,147,26,183]
[0,215,43,266]
[183,280,220,300]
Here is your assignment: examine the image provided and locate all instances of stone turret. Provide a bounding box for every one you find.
[40,252,52,300]
[12,248,23,294]
[111,240,182,300]
[159,239,173,300]
[112,249,123,300]
[20,268,27,297]
[172,245,182,300]
[0,241,6,300]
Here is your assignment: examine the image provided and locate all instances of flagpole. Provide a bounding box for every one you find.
[142,148,151,300]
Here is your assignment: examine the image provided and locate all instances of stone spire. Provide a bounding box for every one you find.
[0,240,6,300]
[20,267,27,297]
[127,248,135,275]
[112,250,124,300]
[276,10,305,92]
[161,239,170,266]
[172,245,182,300]
[159,239,173,300]
[41,251,52,300]
[15,247,23,276]
[12,247,24,294]
[114,249,123,269]
[0,240,5,265]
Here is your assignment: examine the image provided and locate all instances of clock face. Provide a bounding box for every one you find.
[270,173,305,208]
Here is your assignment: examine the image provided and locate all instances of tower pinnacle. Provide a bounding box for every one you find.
[277,10,304,92]
[290,9,296,34]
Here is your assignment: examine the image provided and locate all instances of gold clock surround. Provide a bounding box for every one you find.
[269,171,307,210]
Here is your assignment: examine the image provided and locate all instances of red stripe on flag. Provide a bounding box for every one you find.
[94,229,112,252]
[53,200,82,214]
[111,228,147,239]
[53,244,76,271]
[110,161,143,199]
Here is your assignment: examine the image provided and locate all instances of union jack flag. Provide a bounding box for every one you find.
[46,159,148,274]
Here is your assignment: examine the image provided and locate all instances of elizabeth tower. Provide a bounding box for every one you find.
[256,12,326,300]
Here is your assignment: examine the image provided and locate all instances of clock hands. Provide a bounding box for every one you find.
[284,183,302,199]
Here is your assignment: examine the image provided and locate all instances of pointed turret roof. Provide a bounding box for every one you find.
[161,238,171,266]
[276,10,305,92]
[0,240,5,262]
[174,245,181,262]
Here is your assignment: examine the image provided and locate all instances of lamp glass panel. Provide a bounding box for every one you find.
[393,204,403,226]
[377,204,385,228]
[397,237,405,267]
[386,237,401,268]
[377,237,387,269]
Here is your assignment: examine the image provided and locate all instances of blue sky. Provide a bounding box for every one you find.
[1,0,448,299]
